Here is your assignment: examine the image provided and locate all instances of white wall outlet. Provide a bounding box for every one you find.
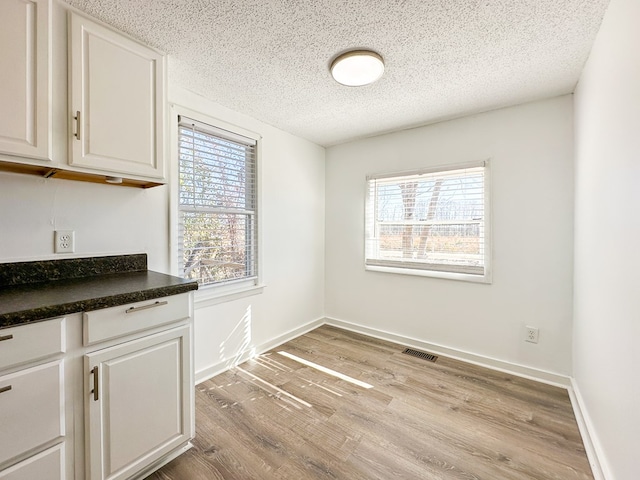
[525,326,539,343]
[55,230,75,253]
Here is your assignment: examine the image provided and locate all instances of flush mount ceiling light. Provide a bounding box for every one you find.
[330,50,385,87]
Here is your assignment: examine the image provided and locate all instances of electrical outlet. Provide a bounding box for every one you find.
[54,230,75,253]
[525,326,539,343]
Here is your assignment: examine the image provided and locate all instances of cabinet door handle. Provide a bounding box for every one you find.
[74,111,81,140]
[0,385,12,394]
[125,300,168,314]
[0,334,13,342]
[91,366,99,401]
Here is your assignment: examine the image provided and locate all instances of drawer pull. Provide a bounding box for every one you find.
[0,334,13,342]
[125,300,168,314]
[91,366,99,401]
[0,385,12,394]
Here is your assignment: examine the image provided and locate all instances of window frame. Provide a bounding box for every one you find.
[364,159,492,284]
[170,105,264,306]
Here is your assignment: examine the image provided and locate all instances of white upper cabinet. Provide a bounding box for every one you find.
[0,0,51,161]
[68,11,165,179]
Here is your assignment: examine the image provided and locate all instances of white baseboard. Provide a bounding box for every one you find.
[196,314,570,387]
[195,316,325,384]
[568,379,610,480]
[324,316,571,388]
[195,350,254,385]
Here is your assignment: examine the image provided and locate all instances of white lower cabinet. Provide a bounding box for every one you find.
[0,361,64,466]
[0,444,64,480]
[84,324,193,480]
[0,318,66,480]
[0,293,194,480]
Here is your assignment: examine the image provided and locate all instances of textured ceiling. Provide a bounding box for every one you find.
[63,0,610,147]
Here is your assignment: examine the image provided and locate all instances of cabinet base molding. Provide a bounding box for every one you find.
[128,443,192,480]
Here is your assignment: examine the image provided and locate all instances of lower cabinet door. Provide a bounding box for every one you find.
[0,443,64,480]
[85,325,193,480]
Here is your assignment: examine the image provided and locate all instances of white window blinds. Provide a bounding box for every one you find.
[365,161,488,277]
[178,116,258,286]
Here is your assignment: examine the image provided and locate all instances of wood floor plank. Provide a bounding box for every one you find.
[146,325,593,480]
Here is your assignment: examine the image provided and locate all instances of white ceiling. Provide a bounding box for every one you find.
[64,0,610,147]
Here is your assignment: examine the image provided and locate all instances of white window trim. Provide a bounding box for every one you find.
[193,280,265,309]
[169,104,265,305]
[364,159,492,284]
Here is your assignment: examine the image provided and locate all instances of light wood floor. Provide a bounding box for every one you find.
[146,325,593,480]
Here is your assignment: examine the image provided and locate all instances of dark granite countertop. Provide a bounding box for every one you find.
[0,254,198,329]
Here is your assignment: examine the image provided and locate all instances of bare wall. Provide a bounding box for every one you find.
[0,173,170,272]
[325,96,574,376]
[573,0,640,478]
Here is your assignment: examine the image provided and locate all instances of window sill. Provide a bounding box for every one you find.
[194,283,265,309]
[365,264,492,284]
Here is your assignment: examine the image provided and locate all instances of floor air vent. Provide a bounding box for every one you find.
[402,348,438,362]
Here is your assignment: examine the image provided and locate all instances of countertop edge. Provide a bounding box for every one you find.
[0,282,198,329]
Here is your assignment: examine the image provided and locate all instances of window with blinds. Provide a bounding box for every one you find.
[178,116,257,287]
[365,161,490,280]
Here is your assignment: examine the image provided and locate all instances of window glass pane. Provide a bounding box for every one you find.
[179,130,255,210]
[179,211,255,285]
[366,164,487,277]
[178,118,257,287]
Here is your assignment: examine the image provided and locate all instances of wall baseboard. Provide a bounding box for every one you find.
[195,316,325,384]
[324,316,571,388]
[568,379,610,480]
[196,314,571,388]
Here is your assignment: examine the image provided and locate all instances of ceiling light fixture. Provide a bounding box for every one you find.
[330,50,384,87]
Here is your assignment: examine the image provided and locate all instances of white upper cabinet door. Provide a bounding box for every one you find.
[68,12,165,179]
[0,0,51,161]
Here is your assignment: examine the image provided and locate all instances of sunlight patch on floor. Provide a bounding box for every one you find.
[277,351,374,389]
[300,377,344,397]
[235,366,312,408]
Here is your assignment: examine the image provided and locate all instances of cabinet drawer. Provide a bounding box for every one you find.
[0,443,64,480]
[83,294,190,346]
[0,361,64,465]
[0,318,65,370]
